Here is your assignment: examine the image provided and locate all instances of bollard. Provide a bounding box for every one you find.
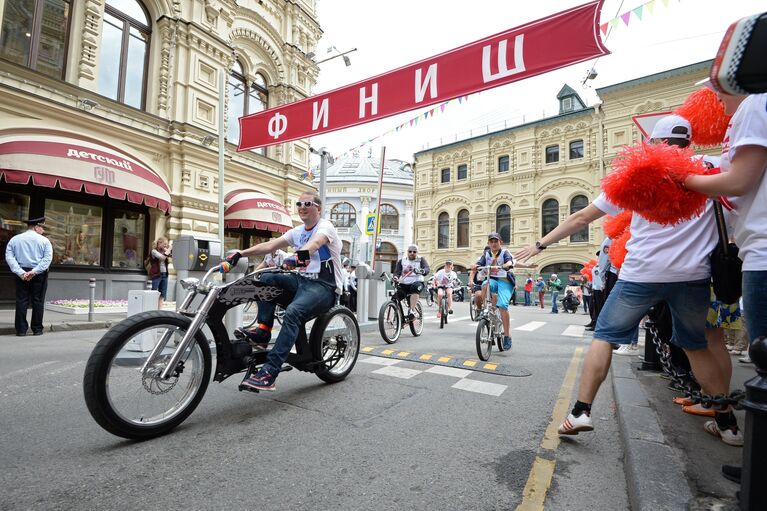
[88,278,96,322]
[146,279,152,290]
[740,336,767,511]
[640,305,663,371]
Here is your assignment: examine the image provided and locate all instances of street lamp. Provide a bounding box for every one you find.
[309,146,333,216]
[312,46,357,67]
[350,223,362,264]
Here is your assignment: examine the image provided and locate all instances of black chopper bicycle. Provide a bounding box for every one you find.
[83,265,360,440]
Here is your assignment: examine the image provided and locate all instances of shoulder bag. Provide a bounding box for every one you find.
[710,201,742,304]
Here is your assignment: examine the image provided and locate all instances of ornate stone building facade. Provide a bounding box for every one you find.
[413,60,713,276]
[0,0,320,302]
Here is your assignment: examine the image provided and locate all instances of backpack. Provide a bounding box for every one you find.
[144,255,153,274]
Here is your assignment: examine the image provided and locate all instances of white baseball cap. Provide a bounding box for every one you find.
[650,115,692,141]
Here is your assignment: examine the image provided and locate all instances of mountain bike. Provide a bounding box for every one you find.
[377,274,424,343]
[436,285,450,329]
[83,266,359,440]
[474,266,507,361]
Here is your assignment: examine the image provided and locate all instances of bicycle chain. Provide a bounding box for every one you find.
[648,323,744,410]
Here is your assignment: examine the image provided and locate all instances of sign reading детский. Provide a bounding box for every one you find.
[238,1,609,151]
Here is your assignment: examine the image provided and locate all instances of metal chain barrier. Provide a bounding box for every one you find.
[648,322,745,410]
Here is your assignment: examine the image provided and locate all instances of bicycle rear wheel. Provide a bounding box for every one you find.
[476,318,493,361]
[378,301,401,344]
[469,296,478,321]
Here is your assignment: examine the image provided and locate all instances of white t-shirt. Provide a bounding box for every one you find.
[592,237,612,291]
[433,269,458,288]
[719,93,767,271]
[592,193,717,283]
[263,249,287,268]
[281,219,344,294]
[399,256,425,284]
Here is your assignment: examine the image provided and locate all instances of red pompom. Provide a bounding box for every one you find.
[609,231,630,270]
[603,211,632,239]
[602,143,708,225]
[674,89,731,147]
[580,258,597,281]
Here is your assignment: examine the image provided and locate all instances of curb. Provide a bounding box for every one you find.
[611,355,693,510]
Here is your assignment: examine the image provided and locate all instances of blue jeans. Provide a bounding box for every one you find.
[524,290,531,306]
[151,273,168,299]
[551,291,559,312]
[256,273,336,374]
[595,279,710,349]
[743,271,767,343]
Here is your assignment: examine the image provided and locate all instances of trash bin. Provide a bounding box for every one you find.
[126,289,160,351]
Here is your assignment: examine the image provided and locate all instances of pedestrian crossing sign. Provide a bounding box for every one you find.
[366,214,378,235]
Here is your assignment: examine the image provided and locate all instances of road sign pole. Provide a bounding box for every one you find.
[370,146,386,268]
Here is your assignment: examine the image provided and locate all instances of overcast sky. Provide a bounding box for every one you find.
[307,0,765,164]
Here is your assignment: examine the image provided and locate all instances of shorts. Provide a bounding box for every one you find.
[397,281,424,299]
[595,279,710,350]
[488,278,512,310]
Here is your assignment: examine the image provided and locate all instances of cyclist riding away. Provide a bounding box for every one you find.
[433,260,458,318]
[225,191,343,392]
[393,244,430,320]
[472,233,535,350]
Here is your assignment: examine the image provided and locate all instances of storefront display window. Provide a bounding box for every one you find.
[0,192,30,259]
[224,231,243,251]
[112,210,145,269]
[45,199,103,266]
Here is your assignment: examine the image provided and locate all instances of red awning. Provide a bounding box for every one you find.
[0,132,171,213]
[224,189,293,233]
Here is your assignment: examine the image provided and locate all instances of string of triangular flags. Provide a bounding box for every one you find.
[600,0,682,36]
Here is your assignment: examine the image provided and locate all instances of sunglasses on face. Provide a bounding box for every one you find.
[295,201,318,208]
[408,250,417,253]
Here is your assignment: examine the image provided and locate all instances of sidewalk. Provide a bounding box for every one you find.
[611,339,751,510]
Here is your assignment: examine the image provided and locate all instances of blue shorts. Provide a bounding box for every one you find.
[595,279,710,350]
[489,278,512,310]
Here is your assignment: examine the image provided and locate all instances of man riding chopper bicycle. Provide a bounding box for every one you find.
[226,191,344,392]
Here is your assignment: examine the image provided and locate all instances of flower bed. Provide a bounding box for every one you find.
[45,300,175,315]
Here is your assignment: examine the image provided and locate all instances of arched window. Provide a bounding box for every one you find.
[438,212,449,249]
[542,199,559,237]
[457,209,470,247]
[330,202,356,228]
[379,204,399,230]
[98,0,151,109]
[495,205,511,244]
[377,242,399,273]
[228,61,269,153]
[0,0,74,79]
[569,195,589,242]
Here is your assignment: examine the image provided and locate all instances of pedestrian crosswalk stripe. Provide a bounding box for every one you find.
[425,366,471,378]
[515,321,546,331]
[359,345,532,376]
[452,378,507,397]
[561,325,585,337]
[359,356,402,366]
[371,366,421,379]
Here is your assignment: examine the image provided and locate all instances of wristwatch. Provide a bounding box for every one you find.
[535,241,547,250]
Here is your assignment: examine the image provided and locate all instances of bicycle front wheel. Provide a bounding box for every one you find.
[378,301,401,344]
[476,318,493,361]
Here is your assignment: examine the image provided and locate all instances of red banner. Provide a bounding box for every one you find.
[238,1,609,151]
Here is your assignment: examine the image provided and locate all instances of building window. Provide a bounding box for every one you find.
[562,97,573,112]
[45,199,103,266]
[341,240,351,258]
[0,0,73,79]
[437,212,449,249]
[545,145,559,163]
[498,155,509,173]
[440,168,450,183]
[495,205,511,244]
[228,60,268,154]
[98,0,151,109]
[569,195,589,242]
[569,139,584,159]
[542,199,559,237]
[457,209,470,247]
[330,202,356,228]
[112,210,146,269]
[457,164,468,180]
[0,192,30,258]
[379,203,399,231]
[378,241,399,273]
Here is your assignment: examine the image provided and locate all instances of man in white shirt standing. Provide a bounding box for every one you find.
[225,191,343,392]
[515,115,742,446]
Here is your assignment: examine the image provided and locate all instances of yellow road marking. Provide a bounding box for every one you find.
[462,360,477,367]
[517,347,583,511]
[362,347,374,352]
[437,356,451,363]
[419,354,433,361]
[382,349,394,355]
[483,363,497,370]
[397,351,410,357]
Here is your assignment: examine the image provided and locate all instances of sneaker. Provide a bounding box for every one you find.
[241,367,277,392]
[738,355,752,364]
[502,335,512,350]
[558,412,593,435]
[614,345,634,356]
[703,420,744,447]
[585,326,595,331]
[682,404,715,417]
[721,464,741,484]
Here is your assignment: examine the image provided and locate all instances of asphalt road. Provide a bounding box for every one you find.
[0,301,630,511]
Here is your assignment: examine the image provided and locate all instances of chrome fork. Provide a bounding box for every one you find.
[139,288,197,376]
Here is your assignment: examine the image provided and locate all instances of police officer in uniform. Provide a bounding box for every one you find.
[5,217,53,336]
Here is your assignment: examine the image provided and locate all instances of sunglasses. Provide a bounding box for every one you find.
[408,250,417,253]
[295,201,318,208]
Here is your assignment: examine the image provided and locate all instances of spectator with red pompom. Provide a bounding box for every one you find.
[514,115,742,445]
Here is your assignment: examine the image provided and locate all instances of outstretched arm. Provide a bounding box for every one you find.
[685,145,767,196]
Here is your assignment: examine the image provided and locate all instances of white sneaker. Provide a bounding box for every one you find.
[558,412,594,435]
[704,420,744,447]
[614,344,634,355]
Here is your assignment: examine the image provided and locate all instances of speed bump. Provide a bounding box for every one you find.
[359,345,531,377]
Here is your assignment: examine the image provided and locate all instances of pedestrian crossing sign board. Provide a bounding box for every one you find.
[366,214,378,235]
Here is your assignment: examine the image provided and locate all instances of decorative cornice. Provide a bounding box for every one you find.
[535,178,596,201]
